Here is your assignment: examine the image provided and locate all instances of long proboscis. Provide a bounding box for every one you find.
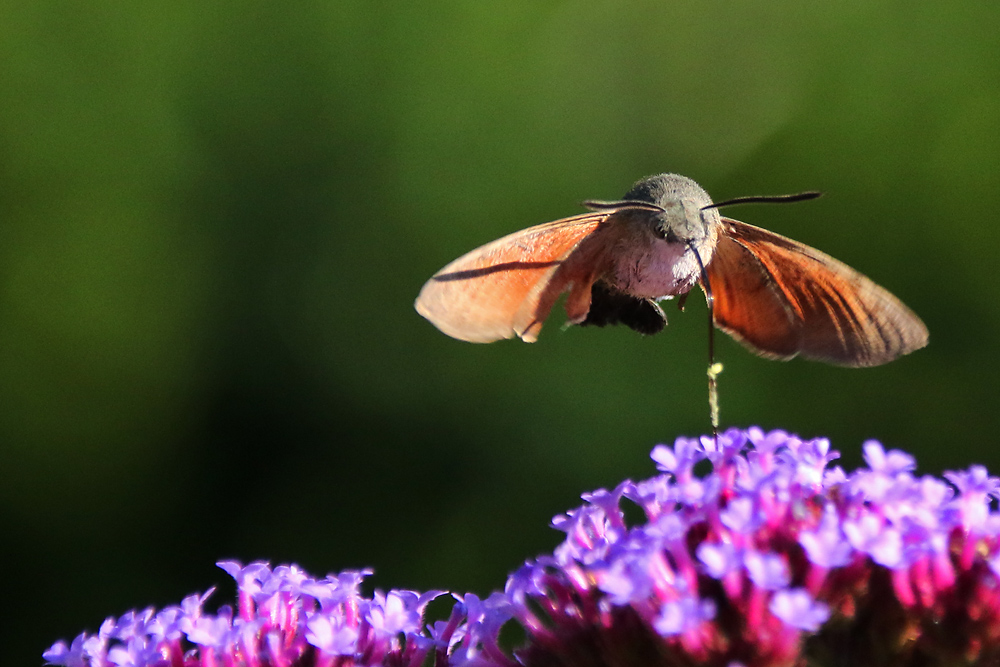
[687,241,721,440]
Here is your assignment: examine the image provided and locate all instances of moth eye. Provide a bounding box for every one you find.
[659,227,680,243]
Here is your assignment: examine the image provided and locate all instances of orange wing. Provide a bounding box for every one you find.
[415,213,614,343]
[705,218,928,367]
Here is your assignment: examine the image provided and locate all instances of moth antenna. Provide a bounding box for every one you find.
[687,241,721,440]
[703,191,822,210]
[583,199,667,213]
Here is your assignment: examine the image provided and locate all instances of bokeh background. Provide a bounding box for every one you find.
[3,1,999,663]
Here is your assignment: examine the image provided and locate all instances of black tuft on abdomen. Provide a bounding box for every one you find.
[580,281,667,335]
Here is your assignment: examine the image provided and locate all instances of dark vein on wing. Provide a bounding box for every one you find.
[431,260,561,281]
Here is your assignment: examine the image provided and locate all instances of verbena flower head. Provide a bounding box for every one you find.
[507,427,1000,667]
[45,428,1000,667]
[43,561,514,667]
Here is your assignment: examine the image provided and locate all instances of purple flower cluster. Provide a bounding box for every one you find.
[508,428,1000,667]
[43,561,513,667]
[45,428,1000,667]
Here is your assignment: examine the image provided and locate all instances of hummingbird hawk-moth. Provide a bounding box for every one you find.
[415,173,927,367]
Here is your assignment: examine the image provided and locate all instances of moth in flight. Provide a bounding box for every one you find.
[415,173,927,367]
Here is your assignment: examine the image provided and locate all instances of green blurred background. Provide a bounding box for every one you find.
[3,1,998,663]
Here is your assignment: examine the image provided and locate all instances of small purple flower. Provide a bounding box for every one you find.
[720,496,761,533]
[653,596,716,636]
[652,436,704,481]
[305,614,359,656]
[843,514,905,568]
[863,440,916,476]
[743,550,790,590]
[180,605,232,647]
[769,589,830,631]
[799,505,854,569]
[696,541,741,578]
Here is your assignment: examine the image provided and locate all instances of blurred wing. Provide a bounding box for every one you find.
[415,213,613,343]
[705,217,928,367]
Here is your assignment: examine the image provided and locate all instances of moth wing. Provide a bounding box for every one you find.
[705,217,928,367]
[415,213,612,343]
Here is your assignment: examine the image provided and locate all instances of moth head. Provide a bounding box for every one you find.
[623,173,718,244]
